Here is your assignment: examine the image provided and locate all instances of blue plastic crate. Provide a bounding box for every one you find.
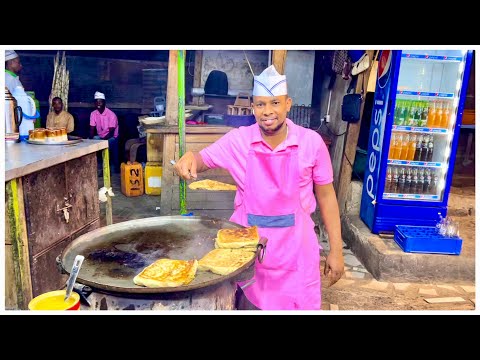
[393,225,462,255]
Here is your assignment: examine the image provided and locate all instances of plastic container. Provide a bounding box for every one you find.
[145,162,162,195]
[394,225,462,255]
[28,290,80,310]
[26,91,42,128]
[121,161,144,197]
[19,118,35,142]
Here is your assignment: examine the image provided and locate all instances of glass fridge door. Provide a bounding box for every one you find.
[383,50,468,202]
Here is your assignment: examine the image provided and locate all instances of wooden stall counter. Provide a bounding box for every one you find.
[143,124,235,219]
[5,140,109,310]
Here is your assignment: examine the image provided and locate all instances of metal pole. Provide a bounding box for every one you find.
[178,50,187,215]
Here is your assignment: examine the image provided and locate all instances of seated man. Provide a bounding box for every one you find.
[46,97,74,133]
[89,91,119,173]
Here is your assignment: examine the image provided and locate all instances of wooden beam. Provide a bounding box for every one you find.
[160,134,177,215]
[102,149,113,225]
[193,50,203,88]
[336,50,375,215]
[5,178,33,309]
[192,50,204,106]
[166,50,179,125]
[272,50,287,74]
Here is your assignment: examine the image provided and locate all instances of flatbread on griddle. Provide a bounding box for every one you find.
[133,259,198,288]
[198,248,255,275]
[216,226,259,249]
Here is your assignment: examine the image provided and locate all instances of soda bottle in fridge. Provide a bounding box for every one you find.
[420,135,429,162]
[423,169,431,194]
[441,102,450,129]
[386,166,393,193]
[426,135,434,162]
[411,168,419,194]
[405,168,412,194]
[419,101,428,127]
[427,101,436,128]
[434,101,443,128]
[407,134,416,160]
[414,134,423,161]
[392,167,399,193]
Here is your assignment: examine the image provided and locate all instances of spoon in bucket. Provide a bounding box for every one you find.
[64,255,85,302]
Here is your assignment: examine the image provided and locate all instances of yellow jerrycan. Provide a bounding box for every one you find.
[145,162,162,195]
[120,161,144,197]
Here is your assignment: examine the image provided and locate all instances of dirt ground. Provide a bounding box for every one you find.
[321,182,476,312]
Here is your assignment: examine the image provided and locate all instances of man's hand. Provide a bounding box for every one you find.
[174,151,198,180]
[324,250,344,287]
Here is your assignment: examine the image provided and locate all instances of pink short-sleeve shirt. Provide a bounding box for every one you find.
[90,107,119,139]
[200,119,333,214]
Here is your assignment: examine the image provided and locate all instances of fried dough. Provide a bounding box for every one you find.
[198,249,255,275]
[216,226,259,249]
[133,259,198,288]
[188,179,237,191]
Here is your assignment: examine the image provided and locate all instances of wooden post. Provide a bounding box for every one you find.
[166,50,179,125]
[193,50,203,88]
[272,50,287,74]
[192,50,204,106]
[160,50,180,215]
[178,50,187,215]
[102,148,113,225]
[5,178,33,309]
[336,50,375,215]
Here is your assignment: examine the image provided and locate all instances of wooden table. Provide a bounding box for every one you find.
[5,140,111,310]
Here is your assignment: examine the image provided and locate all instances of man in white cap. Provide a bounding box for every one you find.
[89,91,120,173]
[5,50,23,93]
[174,65,344,310]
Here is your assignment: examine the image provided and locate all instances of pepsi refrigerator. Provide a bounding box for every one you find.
[360,50,473,234]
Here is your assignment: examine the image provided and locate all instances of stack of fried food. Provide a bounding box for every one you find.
[133,226,260,288]
[198,226,259,276]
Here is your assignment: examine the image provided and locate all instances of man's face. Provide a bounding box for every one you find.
[95,99,106,112]
[8,57,22,74]
[52,99,63,113]
[252,95,292,135]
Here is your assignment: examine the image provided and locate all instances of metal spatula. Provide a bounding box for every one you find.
[64,255,85,301]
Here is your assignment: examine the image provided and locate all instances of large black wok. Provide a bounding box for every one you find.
[59,216,266,294]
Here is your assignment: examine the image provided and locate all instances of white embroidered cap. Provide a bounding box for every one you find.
[94,91,105,100]
[253,65,287,97]
[5,50,19,61]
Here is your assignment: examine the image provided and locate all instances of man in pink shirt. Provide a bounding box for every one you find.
[89,91,120,172]
[174,65,344,310]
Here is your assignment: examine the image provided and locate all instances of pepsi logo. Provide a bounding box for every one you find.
[378,50,392,89]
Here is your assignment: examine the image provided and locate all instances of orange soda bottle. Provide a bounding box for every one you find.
[400,134,409,160]
[440,102,450,129]
[427,101,436,128]
[393,134,402,159]
[407,134,416,160]
[434,101,443,128]
[388,134,395,159]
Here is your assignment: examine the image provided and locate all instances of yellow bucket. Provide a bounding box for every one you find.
[28,290,80,311]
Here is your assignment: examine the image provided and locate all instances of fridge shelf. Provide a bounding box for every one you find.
[384,193,440,200]
[401,53,464,62]
[392,125,448,134]
[397,90,454,98]
[387,159,443,168]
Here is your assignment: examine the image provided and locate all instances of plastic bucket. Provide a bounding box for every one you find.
[28,290,80,311]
